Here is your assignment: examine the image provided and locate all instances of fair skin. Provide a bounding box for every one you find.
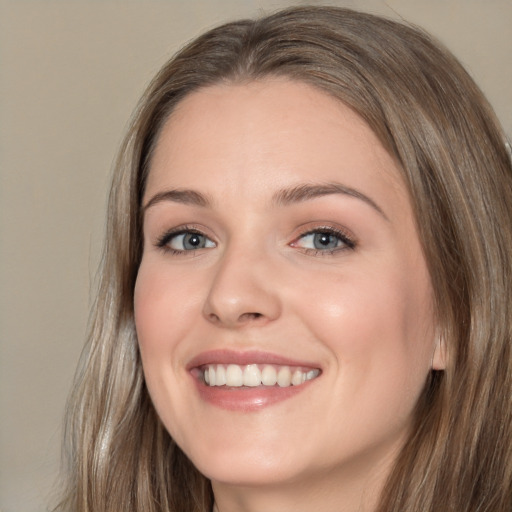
[135,79,444,512]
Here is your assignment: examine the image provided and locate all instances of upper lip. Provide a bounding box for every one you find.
[186,349,321,371]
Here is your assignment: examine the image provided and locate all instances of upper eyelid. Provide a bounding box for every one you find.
[292,223,356,242]
[293,228,355,249]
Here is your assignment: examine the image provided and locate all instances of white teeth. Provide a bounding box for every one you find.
[208,366,216,386]
[203,364,320,388]
[277,366,292,387]
[261,365,277,386]
[215,364,226,386]
[243,364,261,387]
[291,369,303,386]
[225,364,243,387]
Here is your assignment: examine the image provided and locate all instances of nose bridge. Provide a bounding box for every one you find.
[203,239,281,327]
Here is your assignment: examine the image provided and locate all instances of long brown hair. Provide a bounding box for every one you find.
[57,6,512,511]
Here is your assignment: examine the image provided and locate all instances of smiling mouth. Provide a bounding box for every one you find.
[201,363,321,388]
[188,350,322,410]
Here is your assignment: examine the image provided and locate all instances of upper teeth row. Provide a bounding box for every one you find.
[203,364,320,388]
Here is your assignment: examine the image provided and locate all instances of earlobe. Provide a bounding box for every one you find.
[431,335,447,370]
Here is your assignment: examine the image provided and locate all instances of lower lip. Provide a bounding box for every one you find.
[192,377,314,412]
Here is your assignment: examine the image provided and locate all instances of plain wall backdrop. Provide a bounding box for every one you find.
[0,1,510,511]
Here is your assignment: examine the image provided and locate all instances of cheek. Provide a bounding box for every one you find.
[133,259,199,416]
[133,259,204,440]
[134,270,171,357]
[134,259,201,353]
[294,261,434,415]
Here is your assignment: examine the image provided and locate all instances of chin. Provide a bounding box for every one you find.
[184,436,309,486]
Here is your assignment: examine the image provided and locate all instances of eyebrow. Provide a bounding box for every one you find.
[143,189,211,211]
[143,181,388,220]
[272,182,388,220]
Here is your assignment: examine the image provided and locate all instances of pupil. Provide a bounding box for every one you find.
[314,233,337,249]
[184,233,203,249]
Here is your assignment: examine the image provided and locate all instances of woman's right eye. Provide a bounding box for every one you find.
[157,230,216,253]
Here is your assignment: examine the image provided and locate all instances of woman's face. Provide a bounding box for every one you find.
[135,79,443,496]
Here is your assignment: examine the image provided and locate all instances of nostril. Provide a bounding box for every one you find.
[208,313,221,323]
[238,312,263,322]
[205,310,265,327]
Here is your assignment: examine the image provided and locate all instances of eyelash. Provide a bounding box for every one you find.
[290,226,356,256]
[156,225,214,255]
[155,225,356,256]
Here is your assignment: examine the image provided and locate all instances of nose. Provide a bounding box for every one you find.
[202,245,282,328]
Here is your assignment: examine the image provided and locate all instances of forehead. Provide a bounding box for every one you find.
[145,79,408,210]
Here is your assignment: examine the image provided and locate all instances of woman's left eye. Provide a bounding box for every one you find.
[291,229,355,253]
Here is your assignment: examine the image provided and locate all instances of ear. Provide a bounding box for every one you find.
[431,335,447,370]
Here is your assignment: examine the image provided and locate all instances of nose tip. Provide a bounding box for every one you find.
[202,257,281,328]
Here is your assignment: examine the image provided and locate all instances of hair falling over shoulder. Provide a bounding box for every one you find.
[55,6,512,512]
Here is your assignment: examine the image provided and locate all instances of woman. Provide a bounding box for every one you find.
[57,6,512,512]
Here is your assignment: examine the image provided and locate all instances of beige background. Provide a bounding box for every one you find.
[0,1,510,511]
